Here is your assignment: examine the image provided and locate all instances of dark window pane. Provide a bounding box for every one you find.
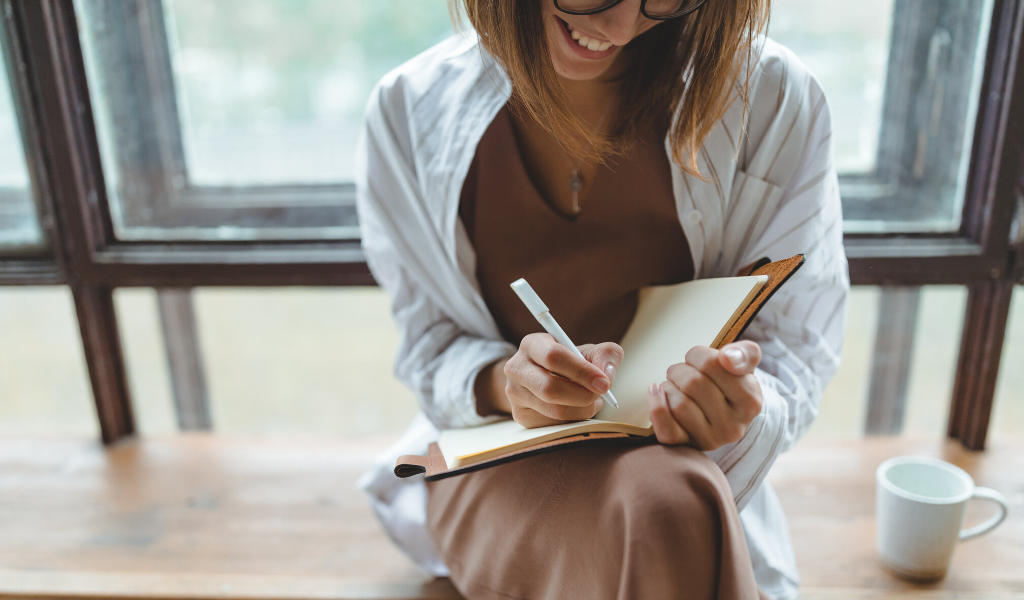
[0,25,44,252]
[75,0,454,241]
[75,0,994,239]
[773,0,993,233]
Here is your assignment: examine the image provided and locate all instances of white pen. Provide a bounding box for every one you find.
[509,278,619,409]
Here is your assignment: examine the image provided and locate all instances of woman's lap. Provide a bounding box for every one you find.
[426,442,760,600]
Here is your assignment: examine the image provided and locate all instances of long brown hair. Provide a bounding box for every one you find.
[450,0,771,176]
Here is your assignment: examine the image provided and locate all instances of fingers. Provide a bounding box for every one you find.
[683,345,763,424]
[522,333,610,394]
[716,341,761,376]
[580,342,624,384]
[663,362,735,439]
[659,379,717,448]
[646,383,690,445]
[507,377,604,424]
[505,334,619,429]
[511,400,603,428]
[512,359,600,407]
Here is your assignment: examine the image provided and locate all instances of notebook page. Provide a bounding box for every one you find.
[438,275,766,466]
[593,274,768,427]
[438,419,640,467]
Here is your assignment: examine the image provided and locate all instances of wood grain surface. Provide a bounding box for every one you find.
[0,435,1021,599]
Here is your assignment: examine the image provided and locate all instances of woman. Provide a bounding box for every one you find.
[356,0,848,598]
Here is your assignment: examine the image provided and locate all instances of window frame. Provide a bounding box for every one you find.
[77,0,359,243]
[0,0,61,280]
[841,0,992,233]
[0,0,1021,446]
[32,0,1024,287]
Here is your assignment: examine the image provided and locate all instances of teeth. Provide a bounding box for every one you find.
[566,20,613,52]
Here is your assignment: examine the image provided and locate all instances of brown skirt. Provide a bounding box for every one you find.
[426,442,762,600]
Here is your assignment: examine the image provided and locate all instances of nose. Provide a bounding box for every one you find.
[588,0,645,47]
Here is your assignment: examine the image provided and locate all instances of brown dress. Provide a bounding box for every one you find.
[426,106,761,600]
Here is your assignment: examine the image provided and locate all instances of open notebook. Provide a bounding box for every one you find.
[395,254,804,481]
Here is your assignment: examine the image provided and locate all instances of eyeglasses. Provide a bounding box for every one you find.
[553,0,708,21]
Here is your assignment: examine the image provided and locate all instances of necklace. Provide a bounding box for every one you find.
[555,100,615,215]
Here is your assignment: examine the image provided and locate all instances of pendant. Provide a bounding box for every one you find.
[569,169,583,214]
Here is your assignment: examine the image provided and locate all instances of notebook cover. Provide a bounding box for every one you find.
[394,254,805,480]
[397,434,656,482]
[715,254,804,348]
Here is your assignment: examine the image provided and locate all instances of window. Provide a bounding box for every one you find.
[74,0,455,241]
[72,0,998,242]
[1,0,1018,451]
[772,0,995,232]
[771,0,894,175]
[0,288,96,436]
[0,22,44,253]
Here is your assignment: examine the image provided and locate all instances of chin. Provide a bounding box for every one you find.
[552,56,615,81]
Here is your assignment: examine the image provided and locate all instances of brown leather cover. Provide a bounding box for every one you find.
[394,254,805,480]
[734,256,772,277]
[715,254,804,348]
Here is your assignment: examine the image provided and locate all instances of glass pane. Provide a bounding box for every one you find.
[0,288,97,436]
[114,289,178,435]
[811,286,969,439]
[770,0,893,174]
[74,0,454,241]
[193,287,418,435]
[0,26,44,251]
[169,0,454,186]
[992,288,1023,439]
[903,286,966,435]
[772,0,995,233]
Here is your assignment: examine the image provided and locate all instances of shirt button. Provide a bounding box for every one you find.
[687,210,703,224]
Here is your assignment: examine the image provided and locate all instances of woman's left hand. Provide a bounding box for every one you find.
[646,341,763,451]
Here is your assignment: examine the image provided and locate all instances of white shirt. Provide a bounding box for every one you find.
[355,32,848,600]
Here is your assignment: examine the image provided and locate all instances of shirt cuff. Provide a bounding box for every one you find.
[432,336,517,429]
[704,367,789,511]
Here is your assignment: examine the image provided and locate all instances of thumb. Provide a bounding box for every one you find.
[718,341,761,376]
[581,342,625,384]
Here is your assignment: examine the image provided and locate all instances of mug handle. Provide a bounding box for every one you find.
[959,487,1009,541]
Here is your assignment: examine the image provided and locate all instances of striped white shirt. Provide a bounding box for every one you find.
[355,32,849,600]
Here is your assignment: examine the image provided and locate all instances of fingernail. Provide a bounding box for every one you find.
[605,364,616,379]
[595,398,604,411]
[648,383,658,398]
[724,347,745,367]
[592,376,610,393]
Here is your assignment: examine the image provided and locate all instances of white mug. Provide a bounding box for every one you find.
[876,456,1009,581]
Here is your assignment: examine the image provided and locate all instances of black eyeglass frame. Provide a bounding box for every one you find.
[553,0,708,20]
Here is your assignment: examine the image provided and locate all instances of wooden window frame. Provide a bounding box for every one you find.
[0,0,1021,446]
[74,0,360,243]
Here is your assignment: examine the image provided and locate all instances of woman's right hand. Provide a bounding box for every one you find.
[501,333,623,428]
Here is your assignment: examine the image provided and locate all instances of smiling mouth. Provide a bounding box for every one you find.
[559,17,615,52]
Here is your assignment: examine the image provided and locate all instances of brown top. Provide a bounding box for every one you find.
[459,106,693,346]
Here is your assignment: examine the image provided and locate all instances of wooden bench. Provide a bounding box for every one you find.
[0,436,1021,600]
